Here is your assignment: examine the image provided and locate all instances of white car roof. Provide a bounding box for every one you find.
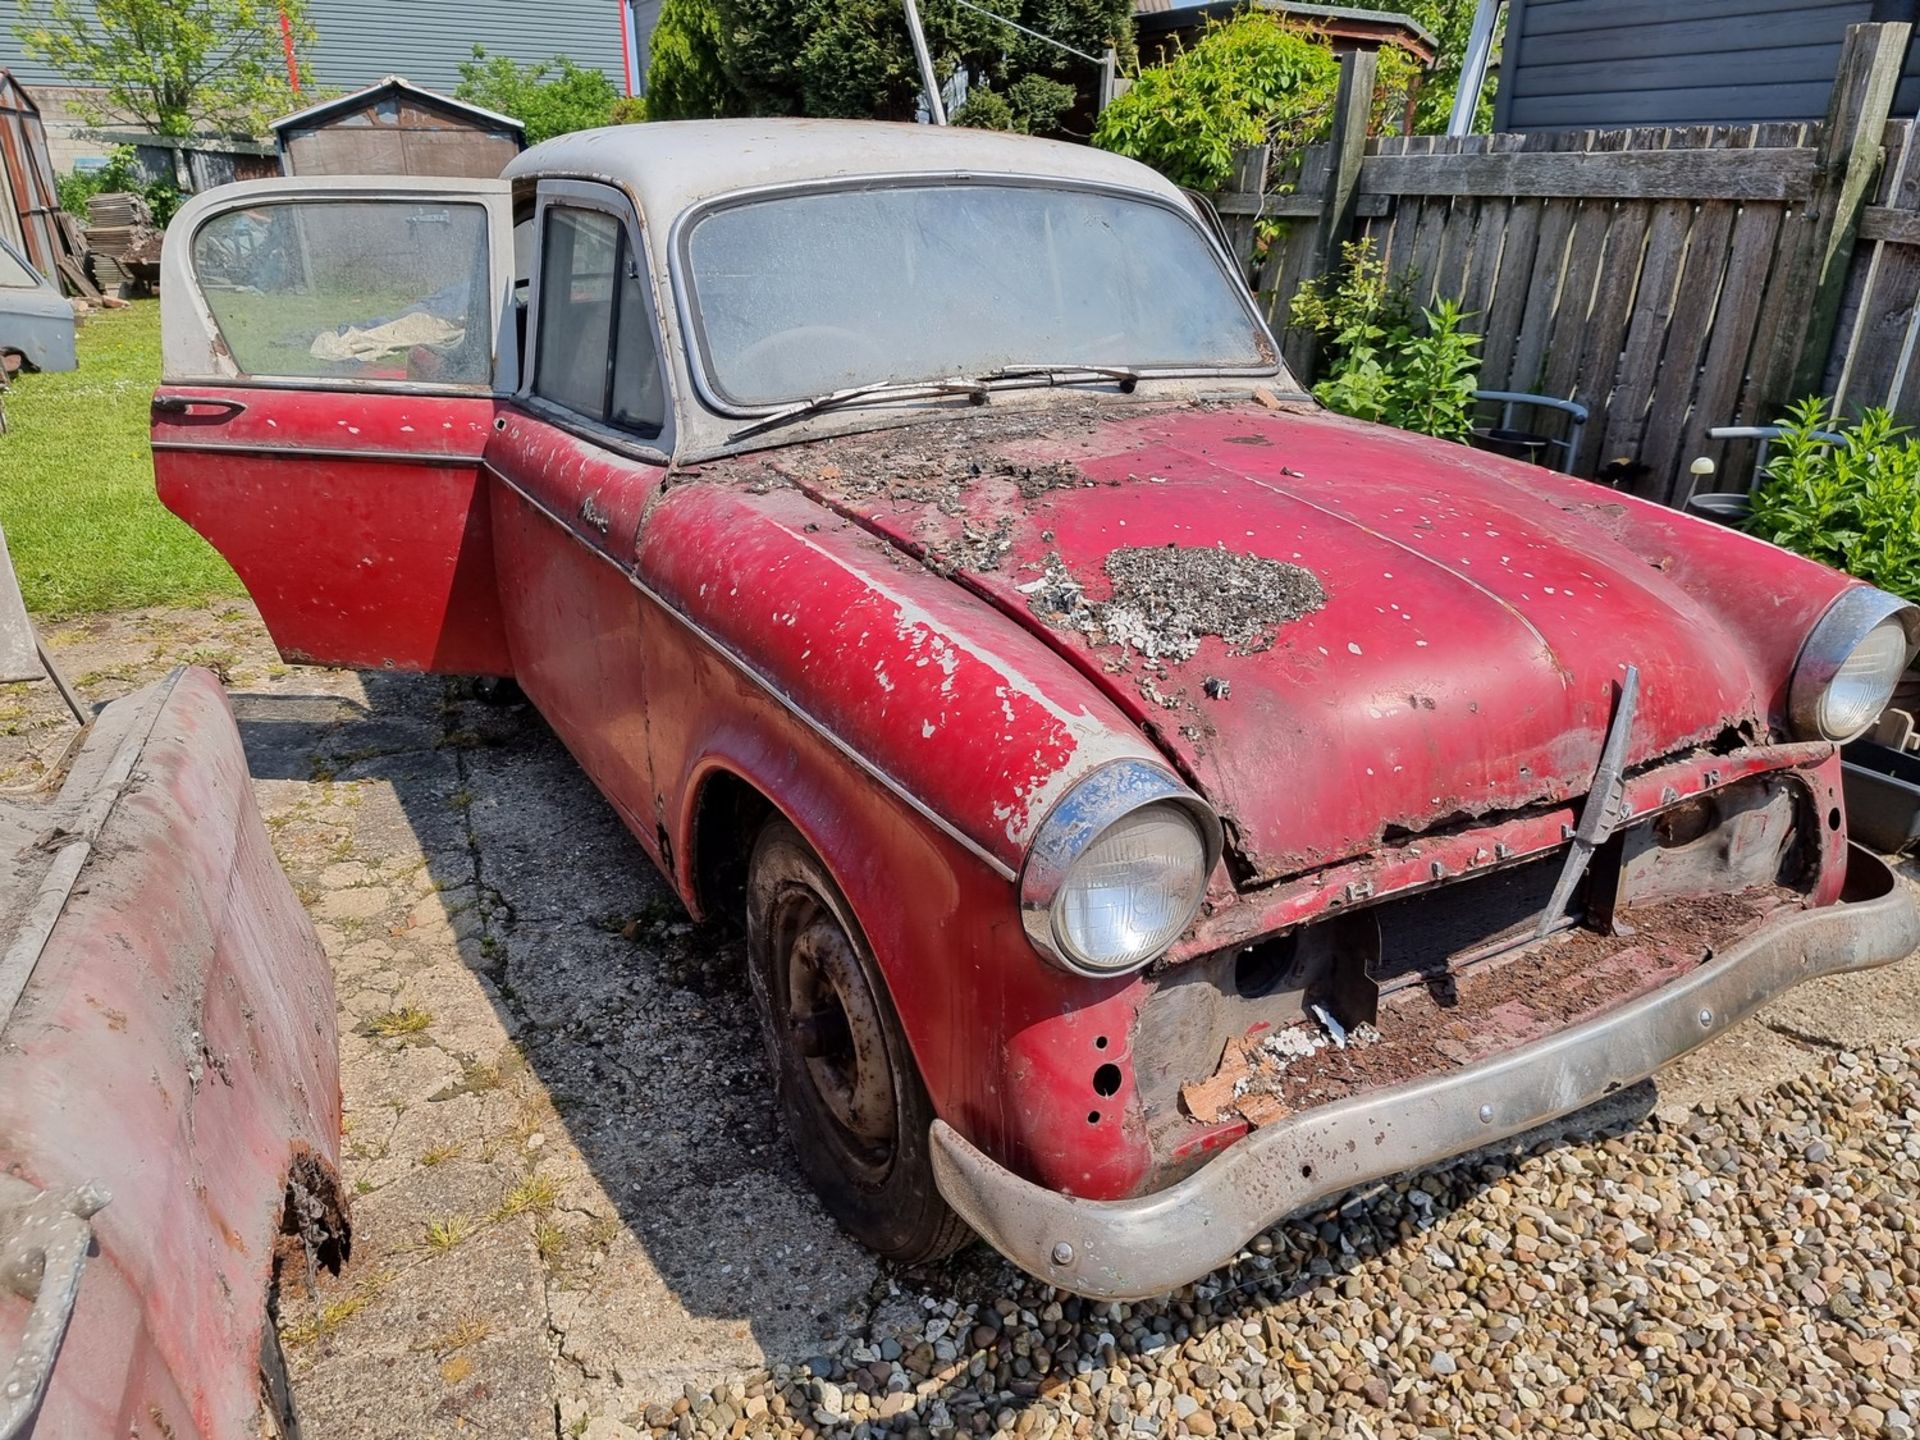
[502,118,1189,219]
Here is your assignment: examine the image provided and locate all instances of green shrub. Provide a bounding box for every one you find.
[1091,13,1417,191]
[453,48,627,144]
[1288,238,1481,441]
[56,145,181,227]
[1746,398,1920,603]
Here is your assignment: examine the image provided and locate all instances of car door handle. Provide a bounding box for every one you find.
[0,1177,110,1440]
[151,395,247,418]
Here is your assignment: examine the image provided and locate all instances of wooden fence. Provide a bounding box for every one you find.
[1214,23,1918,503]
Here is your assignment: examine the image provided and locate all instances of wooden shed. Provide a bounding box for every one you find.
[0,70,82,288]
[272,77,525,179]
[1134,1,1437,67]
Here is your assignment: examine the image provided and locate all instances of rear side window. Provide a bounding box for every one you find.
[190,200,492,384]
[532,204,665,440]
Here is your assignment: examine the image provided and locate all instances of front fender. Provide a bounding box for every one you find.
[640,479,1170,873]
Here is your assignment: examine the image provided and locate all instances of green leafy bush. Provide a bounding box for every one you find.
[454,48,627,144]
[1746,398,1920,603]
[1288,238,1481,441]
[1091,13,1417,191]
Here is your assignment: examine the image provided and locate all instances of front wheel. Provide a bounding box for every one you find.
[745,819,970,1264]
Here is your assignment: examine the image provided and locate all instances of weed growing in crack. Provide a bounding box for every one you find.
[423,1214,474,1252]
[420,1143,463,1167]
[494,1173,558,1220]
[367,1006,433,1039]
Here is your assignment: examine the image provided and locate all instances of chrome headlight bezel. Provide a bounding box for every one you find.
[1019,760,1223,979]
[1788,588,1920,743]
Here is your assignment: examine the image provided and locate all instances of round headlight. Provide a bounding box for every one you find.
[1020,763,1222,978]
[1054,802,1211,974]
[1789,589,1920,742]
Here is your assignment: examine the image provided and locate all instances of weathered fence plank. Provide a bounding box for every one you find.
[1204,24,1919,499]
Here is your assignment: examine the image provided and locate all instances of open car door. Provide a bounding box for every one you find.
[154,177,517,673]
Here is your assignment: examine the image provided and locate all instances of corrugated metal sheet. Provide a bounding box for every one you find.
[1,0,642,94]
[1497,0,1920,132]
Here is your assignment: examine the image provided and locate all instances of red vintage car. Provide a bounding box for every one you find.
[153,121,1919,1300]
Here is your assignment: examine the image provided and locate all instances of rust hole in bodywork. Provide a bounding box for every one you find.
[1829,808,1842,831]
[1087,1110,1101,1125]
[1233,934,1298,998]
[1092,1063,1122,1097]
[1094,1034,1110,1050]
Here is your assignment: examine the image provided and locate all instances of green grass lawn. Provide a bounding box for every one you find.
[0,300,244,616]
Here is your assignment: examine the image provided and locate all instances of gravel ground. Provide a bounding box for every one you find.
[662,1042,1920,1440]
[8,602,1920,1440]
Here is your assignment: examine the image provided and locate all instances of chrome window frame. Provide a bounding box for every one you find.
[519,177,676,467]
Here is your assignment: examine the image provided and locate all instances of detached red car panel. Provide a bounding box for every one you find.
[152,121,1920,1300]
[0,667,345,1437]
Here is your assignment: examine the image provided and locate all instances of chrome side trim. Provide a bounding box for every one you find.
[149,440,482,468]
[481,462,1018,883]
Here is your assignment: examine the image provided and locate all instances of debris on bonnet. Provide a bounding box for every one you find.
[925,515,1016,574]
[1203,676,1232,701]
[1024,544,1326,663]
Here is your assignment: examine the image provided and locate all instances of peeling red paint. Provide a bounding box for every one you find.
[0,668,342,1436]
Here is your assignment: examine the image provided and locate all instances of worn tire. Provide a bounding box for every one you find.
[745,819,971,1264]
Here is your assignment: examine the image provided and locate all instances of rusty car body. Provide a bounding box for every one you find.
[151,120,1920,1299]
[0,532,345,1435]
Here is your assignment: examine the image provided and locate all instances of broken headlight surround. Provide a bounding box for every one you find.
[1020,760,1222,977]
[1788,587,1920,743]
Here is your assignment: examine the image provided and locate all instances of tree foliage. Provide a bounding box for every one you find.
[642,0,739,121]
[14,0,314,137]
[1090,13,1417,191]
[642,0,1132,132]
[1345,0,1497,134]
[454,47,635,144]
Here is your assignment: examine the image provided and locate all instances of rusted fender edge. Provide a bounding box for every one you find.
[931,845,1920,1301]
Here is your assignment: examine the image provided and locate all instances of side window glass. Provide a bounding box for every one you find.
[190,200,491,384]
[534,207,617,418]
[533,200,667,443]
[610,264,665,438]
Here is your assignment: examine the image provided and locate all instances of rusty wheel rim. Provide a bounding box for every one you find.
[776,886,898,1178]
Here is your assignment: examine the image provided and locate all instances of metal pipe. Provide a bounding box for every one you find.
[1447,0,1502,137]
[904,0,948,126]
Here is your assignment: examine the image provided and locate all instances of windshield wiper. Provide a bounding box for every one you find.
[977,363,1139,392]
[729,377,989,442]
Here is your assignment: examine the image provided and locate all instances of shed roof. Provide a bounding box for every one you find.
[271,75,525,136]
[1134,0,1437,59]
[507,118,1185,219]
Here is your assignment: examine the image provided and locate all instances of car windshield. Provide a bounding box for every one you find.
[681,181,1274,407]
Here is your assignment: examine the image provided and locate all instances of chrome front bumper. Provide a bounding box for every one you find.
[931,845,1920,1300]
